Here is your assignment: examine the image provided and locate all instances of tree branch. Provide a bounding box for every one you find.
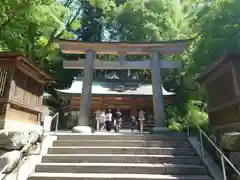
[38,7,81,64]
[0,15,14,32]
[0,1,30,33]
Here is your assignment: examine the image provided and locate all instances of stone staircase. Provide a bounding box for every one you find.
[27,133,214,180]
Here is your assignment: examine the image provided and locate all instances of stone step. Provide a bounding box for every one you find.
[28,173,213,180]
[47,146,197,155]
[35,163,208,175]
[52,140,192,148]
[121,124,131,127]
[56,133,188,141]
[42,154,202,165]
[121,123,132,128]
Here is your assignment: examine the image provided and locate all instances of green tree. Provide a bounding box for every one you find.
[0,0,82,87]
[187,0,240,83]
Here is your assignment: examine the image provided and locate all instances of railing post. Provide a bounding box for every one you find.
[186,115,190,137]
[96,118,100,131]
[221,154,227,180]
[40,124,44,154]
[199,130,205,157]
[55,113,59,134]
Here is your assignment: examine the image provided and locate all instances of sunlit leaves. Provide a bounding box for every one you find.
[89,0,116,14]
[108,0,199,42]
[0,0,68,51]
[188,0,240,76]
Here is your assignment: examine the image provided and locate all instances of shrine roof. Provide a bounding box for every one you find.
[198,52,240,83]
[43,92,61,105]
[0,52,52,82]
[55,78,175,96]
[55,39,192,55]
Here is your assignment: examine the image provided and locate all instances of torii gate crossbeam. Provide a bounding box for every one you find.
[62,59,182,69]
[56,39,192,133]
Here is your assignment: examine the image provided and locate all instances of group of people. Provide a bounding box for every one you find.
[100,109,122,132]
[95,108,153,132]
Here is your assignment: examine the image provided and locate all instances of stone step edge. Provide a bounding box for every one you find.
[48,146,194,150]
[43,154,199,157]
[56,135,188,140]
[29,173,211,179]
[53,140,190,143]
[37,162,205,168]
[56,133,187,136]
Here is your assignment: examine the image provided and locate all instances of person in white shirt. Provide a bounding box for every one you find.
[105,109,112,132]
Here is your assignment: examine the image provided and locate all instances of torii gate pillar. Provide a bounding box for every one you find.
[150,51,167,131]
[72,50,95,133]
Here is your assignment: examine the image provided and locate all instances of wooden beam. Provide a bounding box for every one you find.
[60,47,185,55]
[63,59,182,69]
[56,39,192,55]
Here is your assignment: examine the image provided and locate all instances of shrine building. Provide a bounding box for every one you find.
[55,76,175,128]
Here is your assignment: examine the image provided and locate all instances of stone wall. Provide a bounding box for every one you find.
[0,129,42,174]
[229,152,240,169]
[221,132,240,178]
[0,117,5,130]
[4,120,42,132]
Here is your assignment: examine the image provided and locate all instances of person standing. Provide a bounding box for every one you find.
[130,115,137,132]
[100,111,106,131]
[138,110,145,133]
[115,108,122,132]
[105,109,112,132]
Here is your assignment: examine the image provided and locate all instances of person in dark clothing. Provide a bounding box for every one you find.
[130,116,137,132]
[105,109,112,132]
[115,109,122,132]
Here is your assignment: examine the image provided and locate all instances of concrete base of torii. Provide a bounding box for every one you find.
[151,127,169,134]
[72,126,93,133]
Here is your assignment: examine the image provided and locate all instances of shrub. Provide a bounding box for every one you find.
[167,101,209,132]
[187,103,209,131]
[168,121,184,132]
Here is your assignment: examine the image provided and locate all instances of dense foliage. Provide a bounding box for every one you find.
[1,0,239,130]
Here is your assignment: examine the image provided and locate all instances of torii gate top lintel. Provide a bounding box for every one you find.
[55,39,192,55]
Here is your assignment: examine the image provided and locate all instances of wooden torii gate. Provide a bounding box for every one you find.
[56,40,191,133]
